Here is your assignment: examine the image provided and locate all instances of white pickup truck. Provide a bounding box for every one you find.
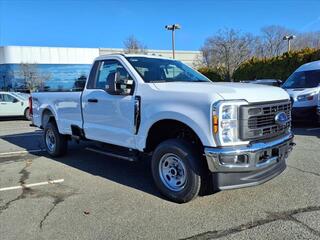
[31,54,295,203]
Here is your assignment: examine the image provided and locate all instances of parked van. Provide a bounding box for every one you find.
[282,60,320,122]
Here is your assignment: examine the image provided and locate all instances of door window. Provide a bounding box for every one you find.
[94,60,133,90]
[1,94,15,102]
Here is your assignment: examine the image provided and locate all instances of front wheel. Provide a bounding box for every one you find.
[44,122,68,157]
[151,139,203,203]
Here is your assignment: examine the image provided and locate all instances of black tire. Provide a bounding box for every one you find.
[24,108,31,121]
[44,121,68,157]
[151,139,203,203]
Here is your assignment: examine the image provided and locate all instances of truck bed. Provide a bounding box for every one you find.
[32,91,83,135]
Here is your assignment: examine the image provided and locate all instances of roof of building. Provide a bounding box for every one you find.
[0,46,201,66]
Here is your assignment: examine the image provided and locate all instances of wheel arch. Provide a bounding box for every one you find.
[137,109,212,152]
[144,118,205,153]
[41,108,57,129]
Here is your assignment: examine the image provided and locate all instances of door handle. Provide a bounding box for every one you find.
[88,98,98,103]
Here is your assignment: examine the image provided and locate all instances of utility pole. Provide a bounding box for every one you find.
[283,35,296,52]
[165,24,181,59]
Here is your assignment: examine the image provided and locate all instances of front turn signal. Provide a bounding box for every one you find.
[213,115,218,134]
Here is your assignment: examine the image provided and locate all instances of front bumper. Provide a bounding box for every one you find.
[204,133,294,190]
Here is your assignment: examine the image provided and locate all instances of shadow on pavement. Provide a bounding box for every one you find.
[292,122,320,138]
[0,116,29,121]
[54,147,163,199]
[0,130,45,152]
[0,129,163,199]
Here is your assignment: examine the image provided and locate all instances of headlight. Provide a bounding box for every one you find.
[220,105,238,143]
[212,100,248,146]
[297,91,318,102]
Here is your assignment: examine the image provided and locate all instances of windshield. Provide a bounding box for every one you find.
[282,70,320,89]
[126,57,210,83]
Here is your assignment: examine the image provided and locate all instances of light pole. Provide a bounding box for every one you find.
[165,24,181,59]
[283,35,296,52]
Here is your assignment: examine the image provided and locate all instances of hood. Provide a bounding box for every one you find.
[284,87,319,107]
[152,82,289,103]
[284,87,319,99]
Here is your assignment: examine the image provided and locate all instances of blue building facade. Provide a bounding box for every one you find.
[0,46,99,92]
[0,64,91,91]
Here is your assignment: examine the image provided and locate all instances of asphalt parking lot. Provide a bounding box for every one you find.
[0,120,319,240]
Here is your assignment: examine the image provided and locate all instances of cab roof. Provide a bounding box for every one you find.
[295,60,320,72]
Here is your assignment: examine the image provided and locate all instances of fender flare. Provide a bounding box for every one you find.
[136,111,212,151]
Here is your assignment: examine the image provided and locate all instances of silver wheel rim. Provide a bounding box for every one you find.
[158,153,187,192]
[45,128,56,153]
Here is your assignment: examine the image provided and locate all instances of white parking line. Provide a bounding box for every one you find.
[0,149,45,156]
[0,179,64,192]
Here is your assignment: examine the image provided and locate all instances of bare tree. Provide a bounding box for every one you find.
[201,29,255,81]
[18,63,51,92]
[123,35,148,54]
[260,25,293,57]
[292,31,320,50]
[1,70,14,91]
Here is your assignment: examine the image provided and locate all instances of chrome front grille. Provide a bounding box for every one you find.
[240,101,291,140]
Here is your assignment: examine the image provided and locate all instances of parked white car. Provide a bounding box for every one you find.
[0,91,31,120]
[282,60,320,122]
[31,54,294,203]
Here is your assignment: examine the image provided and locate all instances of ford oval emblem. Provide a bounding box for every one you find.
[275,112,288,126]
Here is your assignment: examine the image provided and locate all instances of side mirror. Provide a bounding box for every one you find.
[12,98,19,103]
[105,72,133,95]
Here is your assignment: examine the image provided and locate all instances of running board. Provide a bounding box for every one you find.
[85,147,138,162]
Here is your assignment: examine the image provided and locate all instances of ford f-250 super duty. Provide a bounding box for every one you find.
[31,54,295,203]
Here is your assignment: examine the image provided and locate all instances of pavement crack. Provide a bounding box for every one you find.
[0,159,32,215]
[39,196,64,229]
[290,216,320,237]
[182,206,320,240]
[288,165,320,177]
[19,159,32,184]
[37,185,76,230]
[0,193,24,214]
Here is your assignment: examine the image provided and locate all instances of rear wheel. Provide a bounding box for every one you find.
[24,108,31,120]
[151,139,203,203]
[44,122,68,157]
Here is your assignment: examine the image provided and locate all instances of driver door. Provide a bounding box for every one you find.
[82,59,136,149]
